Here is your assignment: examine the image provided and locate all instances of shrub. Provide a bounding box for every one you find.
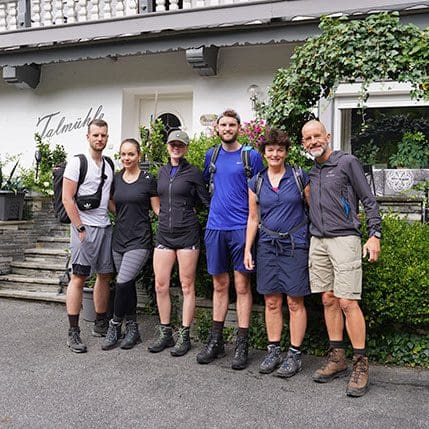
[20,133,67,195]
[362,214,429,330]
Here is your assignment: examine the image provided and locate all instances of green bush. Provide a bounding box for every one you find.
[20,133,67,195]
[193,214,429,367]
[362,214,429,330]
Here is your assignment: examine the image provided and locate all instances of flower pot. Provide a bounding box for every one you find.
[0,191,25,221]
[82,287,96,322]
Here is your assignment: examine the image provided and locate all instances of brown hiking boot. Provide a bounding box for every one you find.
[346,355,369,397]
[313,348,348,383]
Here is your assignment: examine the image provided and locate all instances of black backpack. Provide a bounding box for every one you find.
[208,144,253,195]
[52,154,114,224]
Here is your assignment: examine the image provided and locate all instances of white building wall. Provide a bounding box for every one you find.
[0,43,295,168]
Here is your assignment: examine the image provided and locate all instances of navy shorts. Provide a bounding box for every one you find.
[204,228,253,275]
[256,240,310,297]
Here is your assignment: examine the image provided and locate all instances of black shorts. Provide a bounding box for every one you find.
[156,226,200,250]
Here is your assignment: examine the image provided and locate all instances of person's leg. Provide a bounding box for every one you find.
[66,273,87,353]
[321,291,344,342]
[212,272,230,322]
[168,249,199,357]
[259,294,283,374]
[148,247,176,353]
[234,270,252,329]
[103,249,149,351]
[92,226,115,337]
[197,230,228,364]
[153,247,176,324]
[339,298,365,349]
[264,293,283,341]
[276,296,306,378]
[176,249,199,327]
[339,298,369,397]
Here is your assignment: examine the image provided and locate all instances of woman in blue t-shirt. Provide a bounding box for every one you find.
[102,138,160,351]
[244,128,310,378]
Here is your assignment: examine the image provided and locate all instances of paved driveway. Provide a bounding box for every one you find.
[0,299,428,429]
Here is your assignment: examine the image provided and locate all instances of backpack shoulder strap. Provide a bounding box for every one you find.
[208,144,221,195]
[241,146,253,179]
[254,169,265,228]
[75,154,87,190]
[103,156,114,173]
[254,169,265,204]
[292,166,305,202]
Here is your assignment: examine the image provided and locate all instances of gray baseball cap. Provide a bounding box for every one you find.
[167,130,190,146]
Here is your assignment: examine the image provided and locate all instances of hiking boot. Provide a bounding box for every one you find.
[259,345,283,374]
[231,336,249,370]
[120,320,142,350]
[313,347,348,383]
[148,325,174,353]
[276,349,302,378]
[92,317,109,337]
[67,327,87,353]
[346,355,369,397]
[101,320,122,350]
[171,327,191,357]
[196,332,226,364]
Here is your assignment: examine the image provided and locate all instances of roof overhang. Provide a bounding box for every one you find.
[0,0,428,67]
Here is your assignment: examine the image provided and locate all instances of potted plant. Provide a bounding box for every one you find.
[0,156,26,221]
[383,131,429,195]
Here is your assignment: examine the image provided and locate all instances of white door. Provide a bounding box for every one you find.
[139,92,193,136]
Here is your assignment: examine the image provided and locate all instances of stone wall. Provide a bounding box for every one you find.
[0,195,61,274]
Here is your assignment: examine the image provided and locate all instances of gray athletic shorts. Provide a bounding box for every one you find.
[70,225,114,277]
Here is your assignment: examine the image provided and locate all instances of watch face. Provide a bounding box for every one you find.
[374,232,381,239]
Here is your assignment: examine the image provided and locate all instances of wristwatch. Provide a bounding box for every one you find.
[76,224,86,233]
[371,231,381,239]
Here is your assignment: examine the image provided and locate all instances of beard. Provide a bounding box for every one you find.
[219,131,239,145]
[309,147,325,158]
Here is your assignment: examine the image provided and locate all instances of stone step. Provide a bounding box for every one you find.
[25,248,68,256]
[10,266,66,279]
[0,288,66,303]
[38,236,69,243]
[0,274,60,286]
[24,248,69,264]
[35,240,69,250]
[0,281,62,295]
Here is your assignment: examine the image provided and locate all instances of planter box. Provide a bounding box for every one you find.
[0,191,25,221]
[373,168,429,196]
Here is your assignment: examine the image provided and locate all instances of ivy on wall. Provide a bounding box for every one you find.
[262,12,429,141]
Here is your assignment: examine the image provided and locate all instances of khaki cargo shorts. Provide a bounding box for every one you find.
[309,235,362,300]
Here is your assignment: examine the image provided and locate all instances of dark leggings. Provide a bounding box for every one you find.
[112,249,150,319]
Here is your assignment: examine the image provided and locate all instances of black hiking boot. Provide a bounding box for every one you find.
[231,336,249,370]
[276,349,302,378]
[67,327,87,353]
[120,320,142,350]
[196,332,225,364]
[148,325,174,353]
[259,345,282,374]
[171,327,191,357]
[92,317,109,337]
[101,320,122,350]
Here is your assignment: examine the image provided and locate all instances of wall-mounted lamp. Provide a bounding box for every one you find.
[247,84,263,112]
[34,150,42,180]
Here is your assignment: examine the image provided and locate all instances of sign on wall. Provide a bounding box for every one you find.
[36,105,105,138]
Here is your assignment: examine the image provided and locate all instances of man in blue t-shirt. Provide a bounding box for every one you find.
[196,109,264,370]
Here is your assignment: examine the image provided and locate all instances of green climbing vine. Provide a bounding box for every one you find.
[261,12,429,142]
